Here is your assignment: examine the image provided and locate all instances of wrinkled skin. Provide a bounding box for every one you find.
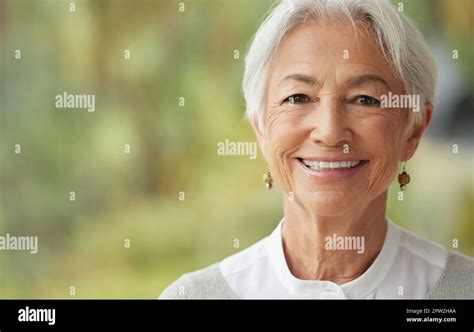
[252,21,433,282]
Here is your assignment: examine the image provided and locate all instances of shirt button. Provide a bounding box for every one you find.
[320,289,346,299]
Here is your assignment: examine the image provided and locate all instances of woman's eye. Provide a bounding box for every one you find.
[354,95,380,107]
[284,94,309,105]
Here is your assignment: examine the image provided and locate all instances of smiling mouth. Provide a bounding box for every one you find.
[297,158,369,170]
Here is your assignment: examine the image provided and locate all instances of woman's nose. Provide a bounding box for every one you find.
[309,97,352,147]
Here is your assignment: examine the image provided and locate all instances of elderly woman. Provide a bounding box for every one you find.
[160,0,473,299]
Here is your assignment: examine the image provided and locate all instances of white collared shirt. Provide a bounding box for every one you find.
[219,218,448,299]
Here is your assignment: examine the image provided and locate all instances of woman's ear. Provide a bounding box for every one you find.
[402,102,433,161]
[251,116,269,163]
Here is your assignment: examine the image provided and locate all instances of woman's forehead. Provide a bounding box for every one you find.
[281,21,380,54]
[267,22,401,90]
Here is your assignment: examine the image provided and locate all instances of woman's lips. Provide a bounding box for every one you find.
[296,158,369,180]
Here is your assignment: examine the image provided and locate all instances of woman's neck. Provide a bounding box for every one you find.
[281,191,388,284]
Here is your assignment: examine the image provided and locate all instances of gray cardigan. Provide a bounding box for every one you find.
[159,251,474,299]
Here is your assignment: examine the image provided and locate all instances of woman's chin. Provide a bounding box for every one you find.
[299,190,360,216]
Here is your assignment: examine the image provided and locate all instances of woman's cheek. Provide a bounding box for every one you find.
[367,152,397,196]
[265,109,304,193]
[365,114,405,195]
[269,145,297,193]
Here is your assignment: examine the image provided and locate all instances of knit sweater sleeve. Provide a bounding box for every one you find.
[427,251,474,299]
[159,263,238,299]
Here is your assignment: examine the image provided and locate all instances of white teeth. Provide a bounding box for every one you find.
[301,159,362,170]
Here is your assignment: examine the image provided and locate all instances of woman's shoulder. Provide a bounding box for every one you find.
[158,263,238,299]
[159,236,270,299]
[428,251,474,299]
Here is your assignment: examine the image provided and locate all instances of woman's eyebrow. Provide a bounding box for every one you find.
[345,74,389,89]
[278,73,319,87]
[278,73,389,90]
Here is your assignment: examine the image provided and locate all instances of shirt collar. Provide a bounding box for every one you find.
[267,217,401,299]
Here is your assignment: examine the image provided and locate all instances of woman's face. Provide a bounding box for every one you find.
[256,21,427,216]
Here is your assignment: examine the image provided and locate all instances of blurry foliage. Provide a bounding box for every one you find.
[0,0,472,298]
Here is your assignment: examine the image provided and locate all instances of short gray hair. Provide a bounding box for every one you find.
[242,0,437,131]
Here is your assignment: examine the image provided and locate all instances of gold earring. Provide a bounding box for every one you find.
[263,170,273,190]
[398,162,410,191]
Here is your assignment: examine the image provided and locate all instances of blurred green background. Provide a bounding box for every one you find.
[0,0,472,298]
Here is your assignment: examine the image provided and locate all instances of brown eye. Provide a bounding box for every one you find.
[285,94,309,105]
[354,95,380,107]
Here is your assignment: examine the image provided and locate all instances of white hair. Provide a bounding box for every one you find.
[242,0,437,132]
